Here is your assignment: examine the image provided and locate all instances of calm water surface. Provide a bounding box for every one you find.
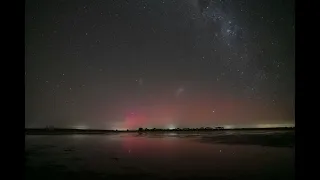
[25,131,294,180]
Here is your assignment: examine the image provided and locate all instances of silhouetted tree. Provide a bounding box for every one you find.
[138,127,143,131]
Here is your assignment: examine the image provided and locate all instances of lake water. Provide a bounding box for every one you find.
[25,130,294,180]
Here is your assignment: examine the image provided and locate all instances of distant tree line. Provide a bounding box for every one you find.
[45,125,55,131]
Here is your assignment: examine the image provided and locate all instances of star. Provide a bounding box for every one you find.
[25,0,295,132]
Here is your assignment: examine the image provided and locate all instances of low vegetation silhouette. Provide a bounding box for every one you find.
[25,126,294,135]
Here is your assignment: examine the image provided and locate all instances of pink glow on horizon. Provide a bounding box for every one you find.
[116,93,289,129]
[122,111,148,129]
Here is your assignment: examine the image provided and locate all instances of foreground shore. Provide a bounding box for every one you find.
[25,129,294,180]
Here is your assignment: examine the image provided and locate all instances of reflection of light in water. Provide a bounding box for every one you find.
[70,135,86,140]
[167,133,178,136]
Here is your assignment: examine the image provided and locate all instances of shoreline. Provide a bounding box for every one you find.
[25,127,294,135]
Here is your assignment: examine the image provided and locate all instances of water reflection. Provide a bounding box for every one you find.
[26,131,294,180]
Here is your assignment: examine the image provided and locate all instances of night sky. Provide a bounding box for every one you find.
[25,0,295,129]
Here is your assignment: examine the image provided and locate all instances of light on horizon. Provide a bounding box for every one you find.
[168,124,175,130]
[73,125,88,130]
[255,124,295,128]
[224,125,234,129]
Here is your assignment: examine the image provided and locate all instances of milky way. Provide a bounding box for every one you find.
[25,0,295,129]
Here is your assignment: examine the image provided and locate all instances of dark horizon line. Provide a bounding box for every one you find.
[25,126,295,131]
[25,126,295,134]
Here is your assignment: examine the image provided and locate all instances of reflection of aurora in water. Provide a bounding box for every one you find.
[26,131,295,180]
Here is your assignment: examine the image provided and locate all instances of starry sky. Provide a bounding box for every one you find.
[25,0,295,129]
